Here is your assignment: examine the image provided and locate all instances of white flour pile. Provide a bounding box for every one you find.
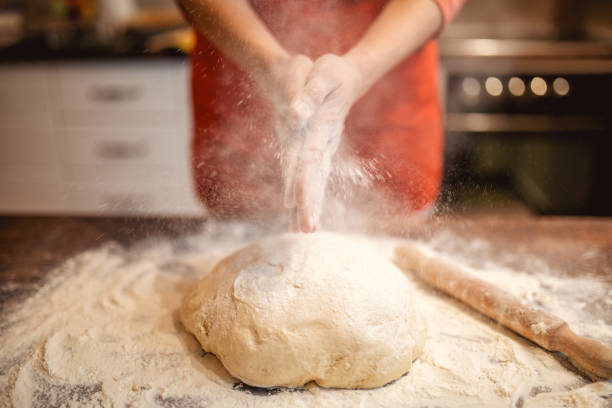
[1,223,611,407]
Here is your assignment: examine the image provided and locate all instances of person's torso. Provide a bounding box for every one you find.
[250,0,387,57]
[191,0,442,133]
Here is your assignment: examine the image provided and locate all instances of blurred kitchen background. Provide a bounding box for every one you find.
[0,0,611,217]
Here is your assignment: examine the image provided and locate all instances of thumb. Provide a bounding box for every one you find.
[289,74,338,130]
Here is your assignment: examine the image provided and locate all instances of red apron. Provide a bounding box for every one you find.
[190,0,445,218]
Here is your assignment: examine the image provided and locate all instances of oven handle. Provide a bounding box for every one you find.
[446,113,607,133]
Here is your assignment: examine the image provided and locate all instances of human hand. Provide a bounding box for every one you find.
[284,54,364,233]
[252,54,317,226]
[255,53,314,127]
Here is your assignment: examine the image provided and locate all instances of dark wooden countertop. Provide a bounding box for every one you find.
[0,216,203,309]
[0,33,187,63]
[1,215,611,311]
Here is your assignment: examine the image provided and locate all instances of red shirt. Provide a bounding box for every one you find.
[189,0,465,218]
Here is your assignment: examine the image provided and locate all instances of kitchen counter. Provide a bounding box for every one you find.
[0,216,202,309]
[2,215,611,311]
[1,214,610,406]
[0,34,186,63]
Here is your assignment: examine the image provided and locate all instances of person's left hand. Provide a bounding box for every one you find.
[283,53,364,233]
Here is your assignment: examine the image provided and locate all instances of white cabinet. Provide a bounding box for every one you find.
[0,65,63,212]
[0,59,203,216]
[0,65,50,115]
[0,182,64,212]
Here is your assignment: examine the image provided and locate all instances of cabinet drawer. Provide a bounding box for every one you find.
[59,128,177,166]
[0,65,52,127]
[0,182,63,213]
[0,65,49,113]
[55,61,175,111]
[0,163,60,184]
[0,126,57,165]
[56,109,176,129]
[63,183,204,215]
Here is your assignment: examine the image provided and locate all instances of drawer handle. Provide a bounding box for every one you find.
[87,85,142,102]
[94,140,148,159]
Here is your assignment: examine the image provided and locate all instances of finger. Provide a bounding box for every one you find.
[295,120,339,209]
[295,149,321,211]
[307,161,328,231]
[301,146,334,233]
[295,120,342,233]
[290,207,299,233]
[293,152,325,234]
[276,114,305,209]
[281,136,302,208]
[297,205,315,233]
[289,75,338,130]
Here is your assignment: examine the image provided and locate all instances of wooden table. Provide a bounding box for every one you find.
[1,215,611,311]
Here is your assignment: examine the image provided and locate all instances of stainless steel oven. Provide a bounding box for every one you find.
[439,0,612,215]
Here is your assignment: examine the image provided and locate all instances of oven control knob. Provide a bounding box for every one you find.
[462,77,481,97]
[485,77,503,96]
[508,77,525,96]
[553,77,570,96]
[530,77,548,96]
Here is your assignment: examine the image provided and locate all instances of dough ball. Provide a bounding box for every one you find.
[179,232,426,389]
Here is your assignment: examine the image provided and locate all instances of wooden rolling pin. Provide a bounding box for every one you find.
[394,242,612,380]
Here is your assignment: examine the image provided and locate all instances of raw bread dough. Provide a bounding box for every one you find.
[179,232,426,389]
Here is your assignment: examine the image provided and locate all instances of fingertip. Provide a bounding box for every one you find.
[309,206,320,233]
[299,209,313,233]
[308,220,317,233]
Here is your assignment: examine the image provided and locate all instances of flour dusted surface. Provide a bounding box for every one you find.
[1,223,610,407]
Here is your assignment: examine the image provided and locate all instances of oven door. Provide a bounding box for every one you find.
[441,64,612,215]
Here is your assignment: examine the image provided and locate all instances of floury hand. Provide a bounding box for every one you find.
[248,53,318,233]
[176,0,449,229]
[282,54,364,233]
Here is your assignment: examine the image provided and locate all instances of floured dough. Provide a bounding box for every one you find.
[179,232,426,389]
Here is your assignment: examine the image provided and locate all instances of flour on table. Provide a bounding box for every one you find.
[422,229,612,345]
[1,222,610,407]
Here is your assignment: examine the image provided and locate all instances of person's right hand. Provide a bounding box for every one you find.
[283,54,364,233]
